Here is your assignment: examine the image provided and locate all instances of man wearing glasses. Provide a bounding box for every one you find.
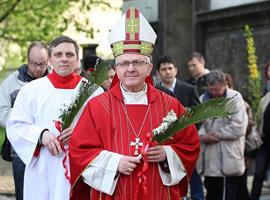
[0,41,49,200]
[70,7,200,200]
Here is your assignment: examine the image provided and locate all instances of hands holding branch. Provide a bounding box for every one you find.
[41,127,73,156]
[117,145,167,175]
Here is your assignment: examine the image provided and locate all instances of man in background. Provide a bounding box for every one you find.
[197,70,248,200]
[0,41,49,200]
[157,55,203,200]
[186,52,210,96]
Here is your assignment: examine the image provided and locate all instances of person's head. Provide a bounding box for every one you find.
[27,41,48,78]
[264,60,270,80]
[48,36,79,76]
[101,61,115,90]
[108,7,157,92]
[74,60,82,75]
[157,55,177,86]
[115,54,152,92]
[206,70,227,98]
[224,73,234,89]
[187,52,205,78]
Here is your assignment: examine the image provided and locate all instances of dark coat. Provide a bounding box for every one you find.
[173,79,199,107]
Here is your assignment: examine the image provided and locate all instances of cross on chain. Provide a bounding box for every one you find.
[128,19,138,33]
[130,137,143,155]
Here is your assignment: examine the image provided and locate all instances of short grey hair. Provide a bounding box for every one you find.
[206,70,226,85]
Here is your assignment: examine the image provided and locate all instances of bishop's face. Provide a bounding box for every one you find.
[49,42,79,77]
[115,54,153,92]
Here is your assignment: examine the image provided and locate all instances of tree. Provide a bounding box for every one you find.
[0,0,114,70]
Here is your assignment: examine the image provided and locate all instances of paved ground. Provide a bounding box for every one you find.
[0,157,14,200]
[0,156,270,200]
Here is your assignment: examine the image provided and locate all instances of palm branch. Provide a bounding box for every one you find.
[59,60,108,130]
[153,96,237,144]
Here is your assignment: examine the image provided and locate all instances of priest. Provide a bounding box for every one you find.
[69,7,200,200]
[6,36,103,200]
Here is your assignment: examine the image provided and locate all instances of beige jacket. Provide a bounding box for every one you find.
[197,89,248,177]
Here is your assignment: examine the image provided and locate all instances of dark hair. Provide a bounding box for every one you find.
[107,60,115,70]
[187,52,205,64]
[48,36,79,58]
[157,55,176,71]
[224,73,234,89]
[206,70,226,85]
[82,55,103,71]
[27,41,47,59]
[264,60,270,80]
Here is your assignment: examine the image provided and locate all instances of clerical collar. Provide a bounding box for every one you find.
[47,70,82,89]
[120,83,148,105]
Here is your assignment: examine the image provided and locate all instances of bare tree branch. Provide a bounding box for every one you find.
[0,0,21,23]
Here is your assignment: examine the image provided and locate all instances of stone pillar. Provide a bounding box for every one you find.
[157,0,193,78]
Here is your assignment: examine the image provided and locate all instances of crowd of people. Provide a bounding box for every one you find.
[0,7,269,200]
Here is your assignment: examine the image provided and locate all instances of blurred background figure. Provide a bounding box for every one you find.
[197,70,248,200]
[225,73,253,200]
[0,41,49,200]
[250,60,270,200]
[157,55,203,200]
[264,61,270,95]
[186,52,210,96]
[74,59,82,75]
[101,61,115,91]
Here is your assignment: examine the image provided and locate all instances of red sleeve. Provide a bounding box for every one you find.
[69,102,102,200]
[164,99,200,198]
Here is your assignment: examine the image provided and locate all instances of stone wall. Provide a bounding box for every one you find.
[195,1,270,95]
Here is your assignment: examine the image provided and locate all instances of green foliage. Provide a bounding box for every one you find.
[153,97,236,144]
[0,0,112,66]
[59,59,108,130]
[243,25,262,112]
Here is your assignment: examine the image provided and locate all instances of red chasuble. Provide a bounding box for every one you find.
[69,82,200,200]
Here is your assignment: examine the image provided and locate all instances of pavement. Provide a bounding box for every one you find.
[0,157,270,200]
[0,157,15,200]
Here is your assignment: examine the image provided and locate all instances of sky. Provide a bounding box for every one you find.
[64,0,123,59]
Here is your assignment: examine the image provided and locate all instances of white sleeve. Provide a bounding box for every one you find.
[82,150,122,195]
[6,86,45,165]
[158,146,186,186]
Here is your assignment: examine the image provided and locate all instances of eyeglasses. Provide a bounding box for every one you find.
[116,60,150,68]
[29,60,47,68]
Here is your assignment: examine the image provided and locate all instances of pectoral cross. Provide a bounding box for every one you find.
[130,137,143,155]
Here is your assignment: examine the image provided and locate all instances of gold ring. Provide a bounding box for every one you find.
[128,167,132,172]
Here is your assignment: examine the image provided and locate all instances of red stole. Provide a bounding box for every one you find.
[69,83,200,200]
[47,70,82,89]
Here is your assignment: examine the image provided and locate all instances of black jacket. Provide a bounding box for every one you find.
[173,79,199,107]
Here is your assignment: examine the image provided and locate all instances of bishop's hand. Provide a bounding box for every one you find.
[42,130,62,156]
[146,145,166,163]
[117,156,141,175]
